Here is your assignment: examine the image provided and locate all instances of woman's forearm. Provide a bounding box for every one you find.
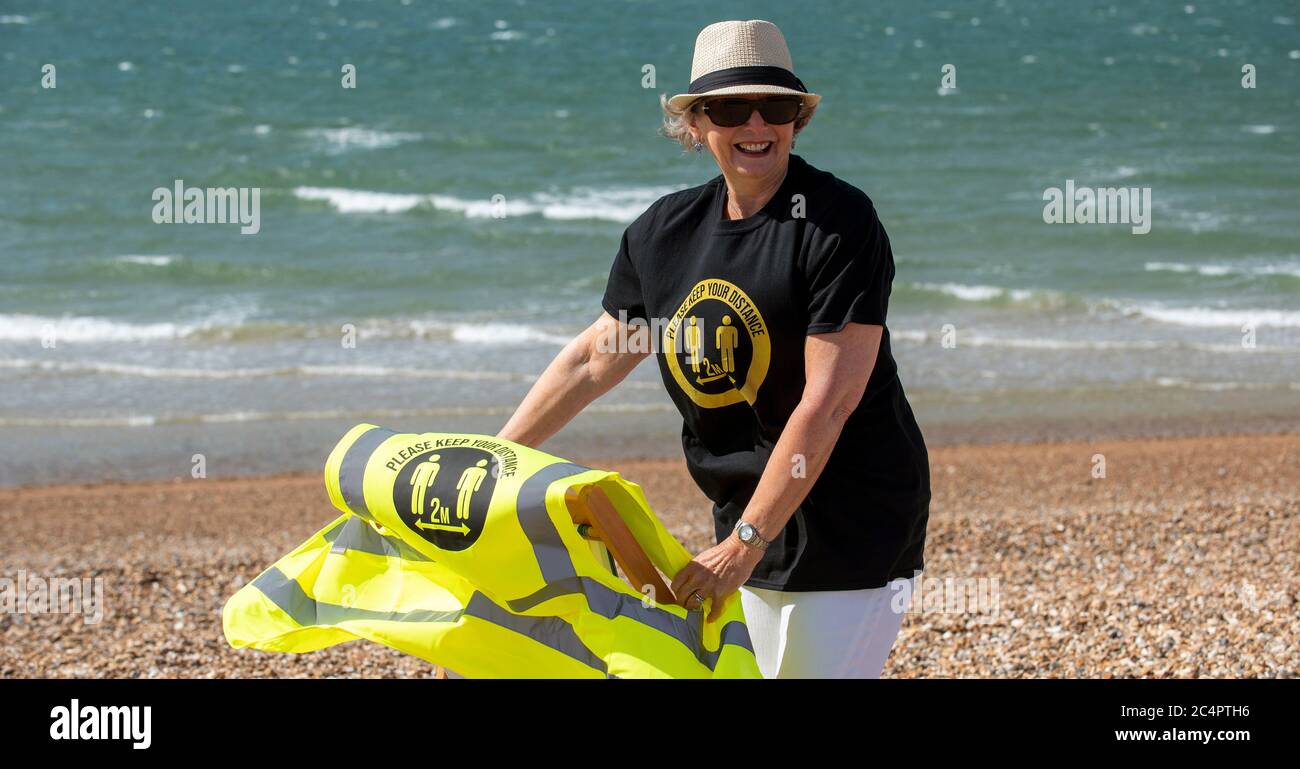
[736,325,880,542]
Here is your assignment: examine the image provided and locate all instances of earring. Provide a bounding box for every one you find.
[792,138,796,149]
[693,140,703,154]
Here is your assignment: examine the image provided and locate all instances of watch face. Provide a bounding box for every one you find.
[738,523,754,542]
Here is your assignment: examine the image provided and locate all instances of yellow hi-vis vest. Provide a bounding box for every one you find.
[222,424,761,678]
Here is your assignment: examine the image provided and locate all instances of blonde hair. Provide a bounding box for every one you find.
[658,94,817,153]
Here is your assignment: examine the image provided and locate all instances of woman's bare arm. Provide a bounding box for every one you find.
[497,311,650,448]
[737,323,881,541]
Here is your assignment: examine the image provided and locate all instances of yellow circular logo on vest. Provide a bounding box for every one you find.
[662,278,770,409]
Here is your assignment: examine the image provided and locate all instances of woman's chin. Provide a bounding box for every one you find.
[727,146,784,174]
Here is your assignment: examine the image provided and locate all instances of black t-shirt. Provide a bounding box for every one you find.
[600,153,929,591]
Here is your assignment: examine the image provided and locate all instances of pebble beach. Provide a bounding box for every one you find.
[2,431,1294,678]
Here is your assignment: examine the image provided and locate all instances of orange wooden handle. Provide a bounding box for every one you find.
[434,484,684,679]
[567,486,681,608]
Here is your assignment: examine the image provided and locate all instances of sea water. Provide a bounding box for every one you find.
[1,1,1297,484]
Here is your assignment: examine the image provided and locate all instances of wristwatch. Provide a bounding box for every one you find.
[733,520,771,551]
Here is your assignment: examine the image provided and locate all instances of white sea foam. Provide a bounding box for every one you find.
[889,330,1294,354]
[427,194,539,218]
[430,186,679,222]
[294,186,426,213]
[910,282,1066,307]
[448,322,571,346]
[1242,124,1277,135]
[302,127,422,153]
[533,187,681,222]
[0,402,676,429]
[0,14,31,24]
[1145,261,1195,274]
[1251,265,1300,279]
[382,318,574,345]
[1161,207,1242,233]
[0,415,160,428]
[115,254,177,267]
[297,364,532,381]
[889,330,930,344]
[1145,261,1300,279]
[0,310,584,346]
[965,336,1168,352]
[0,314,192,342]
[0,358,667,393]
[1129,305,1300,328]
[0,302,260,342]
[914,282,1004,301]
[1152,377,1291,392]
[295,184,682,222]
[0,358,540,382]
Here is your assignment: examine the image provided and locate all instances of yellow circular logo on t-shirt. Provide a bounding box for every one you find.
[662,278,770,409]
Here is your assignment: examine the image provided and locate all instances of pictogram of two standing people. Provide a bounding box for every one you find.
[684,314,739,383]
[408,455,490,530]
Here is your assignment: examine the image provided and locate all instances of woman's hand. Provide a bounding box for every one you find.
[670,534,764,622]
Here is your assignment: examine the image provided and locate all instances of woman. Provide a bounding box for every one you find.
[498,19,930,678]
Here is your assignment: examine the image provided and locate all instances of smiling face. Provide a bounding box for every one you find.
[690,96,797,183]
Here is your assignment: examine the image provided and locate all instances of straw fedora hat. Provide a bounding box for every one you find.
[667,20,820,112]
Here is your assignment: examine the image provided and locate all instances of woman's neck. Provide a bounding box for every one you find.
[722,158,790,220]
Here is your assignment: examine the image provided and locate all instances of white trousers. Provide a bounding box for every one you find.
[738,576,915,679]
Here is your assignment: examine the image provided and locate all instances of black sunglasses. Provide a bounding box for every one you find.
[694,96,804,127]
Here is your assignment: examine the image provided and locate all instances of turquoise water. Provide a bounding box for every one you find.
[1,1,1297,484]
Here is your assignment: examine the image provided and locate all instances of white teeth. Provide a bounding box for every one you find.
[737,142,771,151]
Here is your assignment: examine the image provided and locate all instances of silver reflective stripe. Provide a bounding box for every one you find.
[701,620,755,670]
[253,566,460,625]
[464,593,607,674]
[324,515,432,562]
[514,461,591,582]
[508,576,755,668]
[510,463,755,669]
[511,576,703,651]
[252,566,607,675]
[338,426,397,522]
